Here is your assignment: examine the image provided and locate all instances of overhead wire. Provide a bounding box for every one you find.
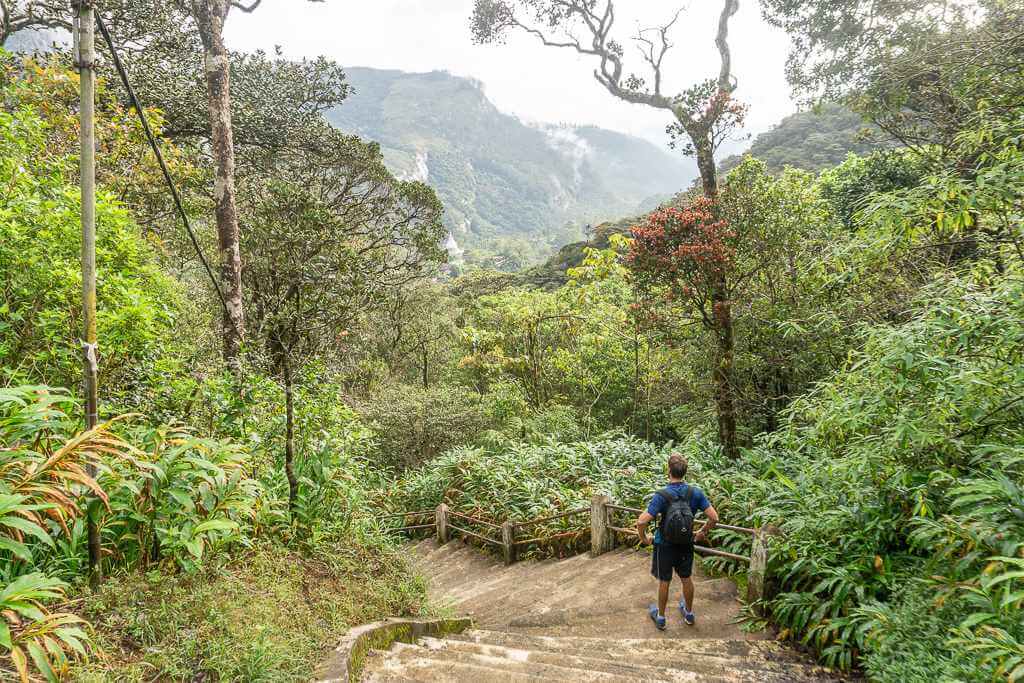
[94,11,239,334]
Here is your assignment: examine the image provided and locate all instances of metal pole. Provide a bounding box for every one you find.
[75,0,102,587]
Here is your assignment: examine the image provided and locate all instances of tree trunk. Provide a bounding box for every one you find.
[283,356,299,512]
[712,276,739,460]
[696,136,739,460]
[198,4,245,365]
[632,323,641,435]
[696,141,719,199]
[421,344,429,387]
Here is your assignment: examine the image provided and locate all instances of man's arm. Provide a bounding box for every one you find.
[636,511,654,546]
[695,505,718,544]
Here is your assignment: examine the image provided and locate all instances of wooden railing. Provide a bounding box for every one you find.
[383,495,777,604]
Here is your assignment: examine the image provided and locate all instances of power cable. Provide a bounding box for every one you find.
[94,12,239,334]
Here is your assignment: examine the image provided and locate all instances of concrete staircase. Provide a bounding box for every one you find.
[360,538,838,681]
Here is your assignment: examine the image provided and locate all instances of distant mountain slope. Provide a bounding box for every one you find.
[326,68,696,266]
[519,105,896,288]
[720,104,888,174]
[2,28,65,52]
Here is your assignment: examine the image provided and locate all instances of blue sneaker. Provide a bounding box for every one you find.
[679,599,695,626]
[648,604,667,631]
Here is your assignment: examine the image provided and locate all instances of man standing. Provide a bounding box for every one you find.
[636,453,719,630]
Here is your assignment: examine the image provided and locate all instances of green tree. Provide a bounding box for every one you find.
[627,158,851,446]
[762,1,1024,155]
[760,0,985,101]
[818,150,928,230]
[472,0,749,457]
[718,159,849,434]
[0,70,182,398]
[238,128,445,510]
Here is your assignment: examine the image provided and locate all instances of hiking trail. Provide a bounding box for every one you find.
[355,538,841,681]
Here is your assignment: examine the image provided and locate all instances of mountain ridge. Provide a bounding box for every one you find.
[515,104,893,289]
[326,66,696,269]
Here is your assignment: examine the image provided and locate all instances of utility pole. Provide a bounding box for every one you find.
[74,0,102,587]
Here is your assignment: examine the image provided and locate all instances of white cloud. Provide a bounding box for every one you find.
[226,0,795,150]
[539,125,593,186]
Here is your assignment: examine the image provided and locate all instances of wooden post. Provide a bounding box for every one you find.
[75,0,102,588]
[435,504,449,544]
[590,494,612,557]
[747,527,768,608]
[501,521,516,566]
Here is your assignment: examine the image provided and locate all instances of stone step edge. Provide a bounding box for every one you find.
[418,634,813,680]
[453,629,813,667]
[385,640,653,681]
[314,617,473,683]
[366,646,554,683]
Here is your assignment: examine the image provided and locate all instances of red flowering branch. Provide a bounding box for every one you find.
[626,197,736,330]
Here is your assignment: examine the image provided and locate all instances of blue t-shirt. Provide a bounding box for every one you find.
[647,482,711,545]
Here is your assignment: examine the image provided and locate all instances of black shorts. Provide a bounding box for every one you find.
[651,542,694,581]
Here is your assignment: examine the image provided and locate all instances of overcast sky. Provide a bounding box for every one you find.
[227,1,797,153]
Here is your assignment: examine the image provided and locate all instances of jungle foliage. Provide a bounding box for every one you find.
[385,6,1024,677]
[0,50,431,681]
[1,1,1023,681]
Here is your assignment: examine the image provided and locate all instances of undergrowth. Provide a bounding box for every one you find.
[71,541,427,682]
[391,270,1024,679]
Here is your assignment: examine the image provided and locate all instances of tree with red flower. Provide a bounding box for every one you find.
[626,197,740,459]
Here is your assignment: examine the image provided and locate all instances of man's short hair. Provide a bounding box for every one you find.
[668,453,687,479]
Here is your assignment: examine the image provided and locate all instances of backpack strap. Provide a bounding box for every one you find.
[655,488,677,526]
[656,487,678,503]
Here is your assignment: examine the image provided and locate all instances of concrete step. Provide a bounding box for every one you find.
[432,552,580,606]
[363,653,546,682]
[454,551,642,619]
[452,629,825,672]
[426,634,806,681]
[416,541,585,600]
[414,540,761,640]
[361,634,835,682]
[507,599,754,640]
[365,640,637,681]
[362,541,843,682]
[419,542,696,597]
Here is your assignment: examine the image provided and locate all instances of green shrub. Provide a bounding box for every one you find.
[0,386,131,679]
[0,95,183,401]
[102,424,265,573]
[855,583,988,682]
[713,270,1024,675]
[359,383,492,469]
[390,433,732,556]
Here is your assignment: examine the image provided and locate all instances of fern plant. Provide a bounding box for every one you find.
[0,573,89,682]
[0,387,135,681]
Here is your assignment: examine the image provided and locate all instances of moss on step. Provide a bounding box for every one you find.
[316,616,473,683]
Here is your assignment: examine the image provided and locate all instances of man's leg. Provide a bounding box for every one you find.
[649,547,670,629]
[680,576,695,613]
[658,580,670,616]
